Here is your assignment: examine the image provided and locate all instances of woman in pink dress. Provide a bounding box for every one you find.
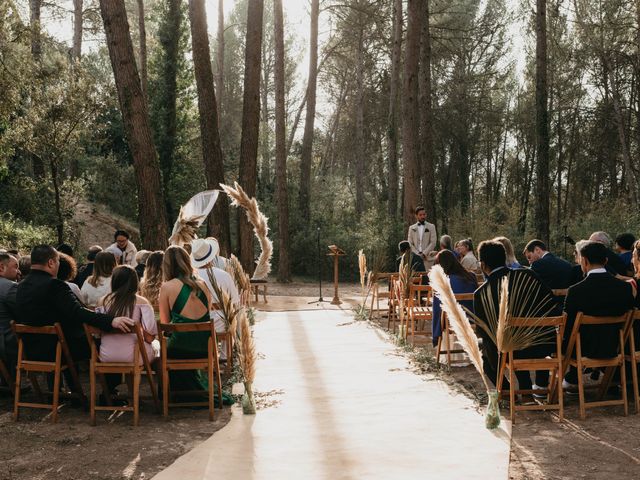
[96,265,157,364]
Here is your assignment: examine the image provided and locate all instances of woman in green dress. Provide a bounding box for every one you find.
[158,245,213,393]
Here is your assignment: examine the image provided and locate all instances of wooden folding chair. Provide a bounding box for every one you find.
[562,311,632,420]
[496,314,566,423]
[368,272,393,321]
[159,321,223,421]
[83,323,160,426]
[407,284,432,346]
[624,309,640,413]
[12,322,85,423]
[387,274,400,332]
[435,293,475,366]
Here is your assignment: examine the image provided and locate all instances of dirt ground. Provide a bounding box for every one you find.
[0,376,231,480]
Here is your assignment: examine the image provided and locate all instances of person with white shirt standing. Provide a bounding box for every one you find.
[407,206,437,271]
[190,238,240,362]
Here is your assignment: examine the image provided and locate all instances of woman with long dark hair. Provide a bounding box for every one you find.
[432,250,477,346]
[139,250,164,309]
[95,265,157,363]
[81,251,117,307]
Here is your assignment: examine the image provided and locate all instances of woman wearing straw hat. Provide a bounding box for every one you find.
[190,238,240,363]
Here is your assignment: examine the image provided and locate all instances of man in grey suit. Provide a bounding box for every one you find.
[407,206,437,271]
[0,253,19,380]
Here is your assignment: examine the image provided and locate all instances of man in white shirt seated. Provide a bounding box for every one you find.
[190,238,240,361]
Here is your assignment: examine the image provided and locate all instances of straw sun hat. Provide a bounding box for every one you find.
[190,238,220,268]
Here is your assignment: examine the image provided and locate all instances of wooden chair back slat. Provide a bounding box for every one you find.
[509,315,566,328]
[159,322,215,333]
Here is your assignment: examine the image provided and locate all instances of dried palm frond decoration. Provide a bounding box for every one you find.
[220,182,272,280]
[168,190,219,246]
[237,309,257,414]
[358,249,367,305]
[226,254,252,306]
[398,252,414,300]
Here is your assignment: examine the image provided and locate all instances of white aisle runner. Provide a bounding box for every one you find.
[154,309,511,480]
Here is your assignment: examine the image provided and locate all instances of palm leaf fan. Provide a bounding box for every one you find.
[168,190,219,246]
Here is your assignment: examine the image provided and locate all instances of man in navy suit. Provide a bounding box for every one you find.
[523,239,573,291]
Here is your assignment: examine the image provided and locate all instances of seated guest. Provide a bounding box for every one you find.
[439,235,458,258]
[139,251,164,309]
[74,245,103,288]
[523,239,572,291]
[96,266,157,364]
[56,243,74,258]
[18,255,31,280]
[107,229,138,267]
[81,251,116,308]
[474,241,556,392]
[431,250,476,346]
[5,246,132,367]
[135,250,151,279]
[158,245,213,394]
[57,253,82,300]
[589,231,628,277]
[0,253,19,378]
[563,241,634,387]
[615,232,635,276]
[191,238,241,363]
[569,240,588,286]
[493,236,521,268]
[396,240,426,274]
[456,238,480,272]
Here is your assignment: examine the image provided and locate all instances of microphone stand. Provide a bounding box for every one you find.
[309,226,328,304]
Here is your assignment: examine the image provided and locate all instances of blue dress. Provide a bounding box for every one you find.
[432,274,477,346]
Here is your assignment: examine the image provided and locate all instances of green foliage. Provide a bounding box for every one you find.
[85,154,138,220]
[0,214,55,252]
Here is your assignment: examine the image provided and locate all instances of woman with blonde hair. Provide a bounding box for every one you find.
[158,245,213,393]
[81,251,117,308]
[493,236,521,268]
[139,250,164,308]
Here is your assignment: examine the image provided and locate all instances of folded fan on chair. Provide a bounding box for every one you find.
[168,190,219,246]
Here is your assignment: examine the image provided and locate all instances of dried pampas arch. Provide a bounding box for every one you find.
[220,182,272,280]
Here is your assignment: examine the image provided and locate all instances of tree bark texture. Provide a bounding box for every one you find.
[273,0,291,282]
[73,0,83,62]
[419,0,436,222]
[387,0,402,218]
[355,23,366,215]
[238,0,264,273]
[157,0,181,226]
[188,0,232,255]
[298,0,319,223]
[137,0,148,99]
[216,0,225,124]
[534,0,550,244]
[29,0,45,178]
[99,0,168,250]
[402,0,423,228]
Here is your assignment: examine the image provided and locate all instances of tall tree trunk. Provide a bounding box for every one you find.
[157,0,182,227]
[419,0,436,222]
[99,0,168,249]
[273,0,290,282]
[354,23,366,215]
[298,0,319,224]
[387,0,402,218]
[534,0,550,244]
[73,0,83,62]
[50,159,64,245]
[29,0,45,178]
[188,0,231,255]
[238,0,264,272]
[402,0,423,227]
[137,0,148,99]
[216,0,224,124]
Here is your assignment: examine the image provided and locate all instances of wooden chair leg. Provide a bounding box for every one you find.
[445,319,452,367]
[620,331,628,417]
[162,361,169,418]
[629,334,639,413]
[576,340,586,420]
[89,362,96,426]
[52,367,61,424]
[435,336,442,364]
[133,371,140,427]
[509,354,516,424]
[13,366,22,421]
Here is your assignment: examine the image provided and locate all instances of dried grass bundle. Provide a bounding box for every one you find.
[237,309,256,384]
[429,265,491,392]
[220,182,272,280]
[169,217,205,247]
[169,191,219,246]
[398,253,414,299]
[205,266,237,333]
[358,249,367,302]
[226,254,252,306]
